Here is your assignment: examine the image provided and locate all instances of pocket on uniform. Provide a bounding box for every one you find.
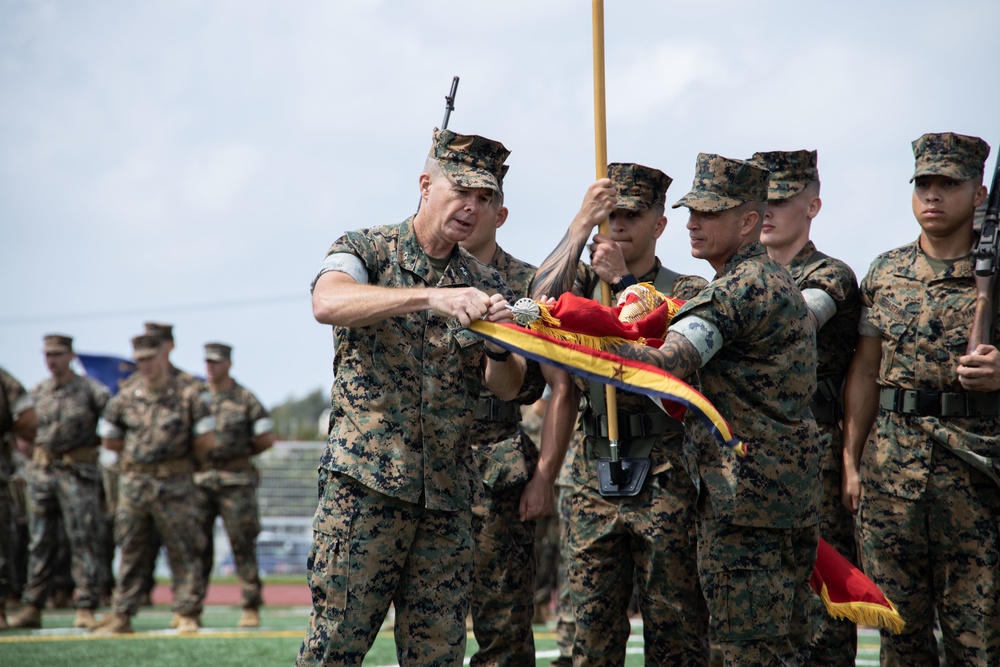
[307,480,353,622]
[700,526,793,641]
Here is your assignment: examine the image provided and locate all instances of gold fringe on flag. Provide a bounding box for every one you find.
[816,584,906,634]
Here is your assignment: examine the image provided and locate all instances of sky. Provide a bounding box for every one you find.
[1,0,998,408]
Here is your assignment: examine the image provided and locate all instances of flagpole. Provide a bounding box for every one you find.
[592,0,622,483]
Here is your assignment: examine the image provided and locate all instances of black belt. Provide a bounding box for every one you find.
[474,396,519,423]
[879,387,1000,418]
[583,410,683,440]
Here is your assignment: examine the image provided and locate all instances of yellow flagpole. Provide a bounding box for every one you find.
[591,0,621,472]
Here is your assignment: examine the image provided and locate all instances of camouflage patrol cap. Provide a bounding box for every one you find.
[672,153,770,212]
[749,150,818,200]
[131,334,162,360]
[144,322,174,342]
[430,128,510,193]
[43,334,73,354]
[608,163,672,212]
[910,132,990,183]
[204,342,232,362]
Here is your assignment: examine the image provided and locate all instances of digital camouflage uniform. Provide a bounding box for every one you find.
[552,163,711,667]
[0,367,33,607]
[854,130,1000,667]
[467,244,547,667]
[522,400,559,626]
[97,367,215,620]
[568,258,710,667]
[553,417,582,667]
[113,357,205,600]
[670,154,822,667]
[751,149,862,667]
[781,242,860,666]
[195,374,272,612]
[298,131,515,667]
[21,367,110,613]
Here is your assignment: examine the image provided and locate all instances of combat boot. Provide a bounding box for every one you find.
[8,604,42,629]
[237,608,259,628]
[74,608,96,629]
[175,614,200,633]
[91,612,133,635]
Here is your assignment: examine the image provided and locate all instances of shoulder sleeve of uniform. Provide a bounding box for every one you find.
[668,315,724,367]
[97,393,125,438]
[0,369,31,418]
[311,229,381,291]
[797,258,860,304]
[87,377,112,411]
[673,273,709,300]
[801,288,838,329]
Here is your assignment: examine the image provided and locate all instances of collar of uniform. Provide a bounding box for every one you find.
[636,257,662,285]
[788,239,818,266]
[893,238,975,283]
[396,215,479,288]
[719,240,767,277]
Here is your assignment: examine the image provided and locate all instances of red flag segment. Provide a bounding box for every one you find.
[810,538,905,633]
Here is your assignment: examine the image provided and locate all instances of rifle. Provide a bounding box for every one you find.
[441,76,459,130]
[417,77,460,213]
[967,153,1000,354]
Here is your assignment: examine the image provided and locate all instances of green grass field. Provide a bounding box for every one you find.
[0,605,883,666]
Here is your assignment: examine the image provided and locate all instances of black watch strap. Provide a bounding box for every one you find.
[485,346,512,362]
[614,273,638,290]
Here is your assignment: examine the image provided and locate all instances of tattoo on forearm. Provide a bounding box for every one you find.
[611,334,700,381]
[531,230,587,299]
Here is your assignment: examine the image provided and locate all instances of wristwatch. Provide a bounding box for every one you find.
[613,273,638,291]
[484,346,512,362]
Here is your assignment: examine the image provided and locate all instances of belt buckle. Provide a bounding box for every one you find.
[941,392,969,417]
[916,390,942,416]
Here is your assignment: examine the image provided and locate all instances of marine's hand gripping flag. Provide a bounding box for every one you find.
[469,286,904,632]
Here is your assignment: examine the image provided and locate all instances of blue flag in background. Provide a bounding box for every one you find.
[77,354,136,395]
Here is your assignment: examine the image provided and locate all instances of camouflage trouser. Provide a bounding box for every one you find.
[553,483,576,667]
[567,467,710,667]
[810,429,857,667]
[98,463,117,596]
[0,479,11,600]
[534,509,559,606]
[297,471,473,667]
[195,481,262,609]
[698,519,817,667]
[858,446,1000,666]
[469,481,536,667]
[112,472,206,617]
[21,461,105,610]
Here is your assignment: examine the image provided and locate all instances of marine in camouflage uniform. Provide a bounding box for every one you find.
[842,132,1000,666]
[459,187,548,666]
[0,366,37,630]
[752,150,862,667]
[297,129,525,667]
[195,342,275,628]
[122,321,204,606]
[90,334,217,635]
[608,154,823,666]
[8,335,110,631]
[531,163,711,666]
